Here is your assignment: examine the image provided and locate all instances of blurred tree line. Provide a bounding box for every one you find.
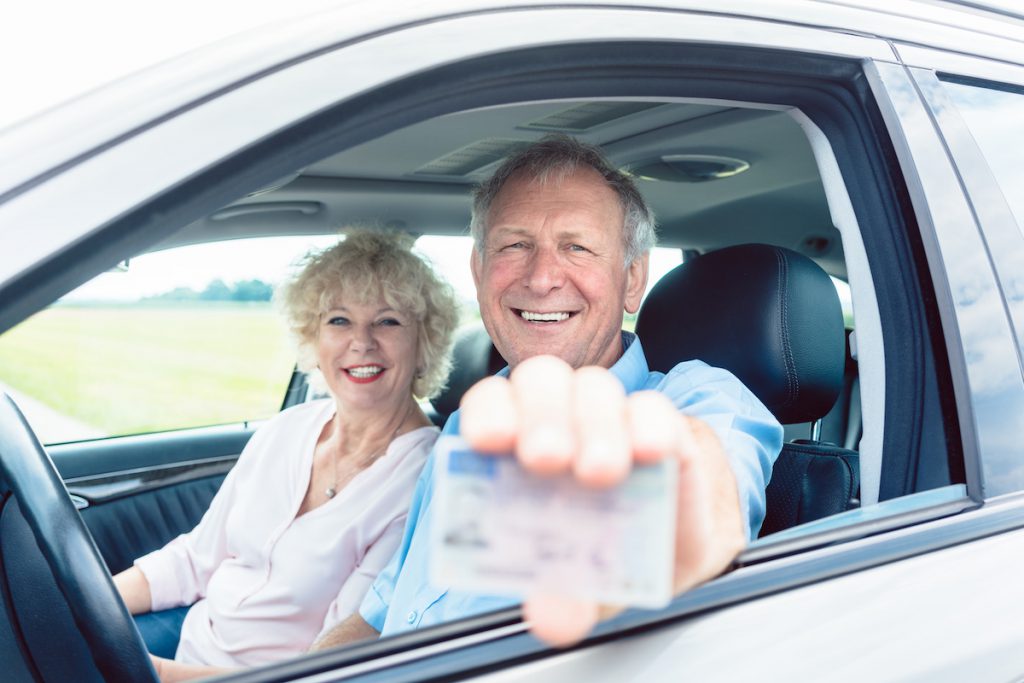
[147,278,274,302]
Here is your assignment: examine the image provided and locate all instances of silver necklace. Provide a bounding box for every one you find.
[325,402,416,500]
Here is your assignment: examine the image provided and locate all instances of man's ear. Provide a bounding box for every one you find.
[624,252,650,315]
[470,245,483,290]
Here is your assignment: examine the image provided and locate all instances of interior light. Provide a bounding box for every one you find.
[629,154,750,182]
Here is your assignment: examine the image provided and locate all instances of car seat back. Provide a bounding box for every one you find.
[635,243,858,534]
[432,324,506,423]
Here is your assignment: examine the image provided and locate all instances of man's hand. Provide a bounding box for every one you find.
[310,614,380,652]
[459,355,746,647]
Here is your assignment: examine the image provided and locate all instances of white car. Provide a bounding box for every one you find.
[1,1,1022,681]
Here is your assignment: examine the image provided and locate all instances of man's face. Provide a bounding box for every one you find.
[471,167,649,370]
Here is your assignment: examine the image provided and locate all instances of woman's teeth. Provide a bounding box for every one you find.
[348,366,383,378]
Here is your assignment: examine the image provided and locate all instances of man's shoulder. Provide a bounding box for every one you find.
[644,357,758,403]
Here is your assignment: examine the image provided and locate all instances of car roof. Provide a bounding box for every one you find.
[2,0,1022,289]
[2,0,1021,146]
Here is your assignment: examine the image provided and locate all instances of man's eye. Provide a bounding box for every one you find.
[501,241,527,251]
[568,244,589,252]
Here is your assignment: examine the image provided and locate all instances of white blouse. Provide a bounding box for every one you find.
[135,399,436,668]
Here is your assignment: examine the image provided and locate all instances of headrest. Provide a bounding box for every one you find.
[431,324,507,420]
[635,244,845,424]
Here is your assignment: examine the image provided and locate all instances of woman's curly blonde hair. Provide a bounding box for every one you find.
[276,230,459,399]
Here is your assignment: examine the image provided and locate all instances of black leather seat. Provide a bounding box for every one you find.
[635,243,859,536]
[432,324,506,424]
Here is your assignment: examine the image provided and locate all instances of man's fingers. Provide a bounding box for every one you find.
[572,367,630,487]
[460,376,517,453]
[626,391,682,464]
[671,415,746,593]
[523,593,599,648]
[510,356,575,474]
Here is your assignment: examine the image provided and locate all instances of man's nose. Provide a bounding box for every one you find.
[523,246,565,293]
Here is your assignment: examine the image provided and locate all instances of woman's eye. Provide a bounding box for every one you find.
[377,318,401,327]
[326,316,349,326]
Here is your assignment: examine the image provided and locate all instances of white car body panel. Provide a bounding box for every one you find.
[473,525,1024,682]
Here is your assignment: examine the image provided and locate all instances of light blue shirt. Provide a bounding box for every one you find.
[360,333,782,635]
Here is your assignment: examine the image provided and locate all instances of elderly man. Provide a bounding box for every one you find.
[317,135,782,648]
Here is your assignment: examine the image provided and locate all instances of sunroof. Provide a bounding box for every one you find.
[519,101,664,131]
[413,138,531,177]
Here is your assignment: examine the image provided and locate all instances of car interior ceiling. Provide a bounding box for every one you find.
[161,100,844,272]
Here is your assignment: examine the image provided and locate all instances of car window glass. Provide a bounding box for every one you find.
[941,79,1024,231]
[0,235,336,445]
[832,277,854,328]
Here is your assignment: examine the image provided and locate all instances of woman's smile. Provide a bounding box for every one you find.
[344,364,386,383]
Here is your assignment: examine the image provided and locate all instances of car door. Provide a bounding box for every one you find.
[1,2,1022,682]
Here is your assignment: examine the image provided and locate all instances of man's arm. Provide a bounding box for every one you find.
[460,355,750,646]
[310,614,380,652]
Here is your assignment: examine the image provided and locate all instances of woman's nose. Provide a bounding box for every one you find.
[349,324,377,351]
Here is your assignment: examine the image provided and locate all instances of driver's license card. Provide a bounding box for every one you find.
[430,435,677,608]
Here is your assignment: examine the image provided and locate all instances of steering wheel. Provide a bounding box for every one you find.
[0,394,158,682]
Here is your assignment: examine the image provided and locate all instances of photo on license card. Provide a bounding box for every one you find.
[430,435,677,608]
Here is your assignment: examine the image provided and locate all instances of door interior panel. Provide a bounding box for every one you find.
[48,425,254,572]
[49,425,254,480]
[80,474,228,574]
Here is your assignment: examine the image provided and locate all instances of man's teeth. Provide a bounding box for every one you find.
[348,366,383,378]
[520,310,570,322]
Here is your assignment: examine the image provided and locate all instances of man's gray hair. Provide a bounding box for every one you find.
[470,135,656,265]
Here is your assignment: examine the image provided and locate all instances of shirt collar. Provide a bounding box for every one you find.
[612,331,650,393]
[496,331,650,393]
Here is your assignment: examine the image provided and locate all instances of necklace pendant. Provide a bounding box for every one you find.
[325,487,337,499]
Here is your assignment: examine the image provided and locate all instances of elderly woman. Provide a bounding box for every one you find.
[113,230,459,680]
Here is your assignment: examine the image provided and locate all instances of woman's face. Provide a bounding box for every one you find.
[315,294,420,414]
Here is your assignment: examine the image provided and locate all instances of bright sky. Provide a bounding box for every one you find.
[0,0,349,131]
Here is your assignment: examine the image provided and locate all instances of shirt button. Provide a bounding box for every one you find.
[407,610,418,624]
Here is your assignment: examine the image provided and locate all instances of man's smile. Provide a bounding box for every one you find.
[515,309,576,323]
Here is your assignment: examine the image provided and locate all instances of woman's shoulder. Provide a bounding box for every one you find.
[380,425,438,475]
[238,399,333,463]
[400,424,440,454]
[260,398,335,432]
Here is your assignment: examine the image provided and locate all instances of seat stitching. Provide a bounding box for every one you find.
[776,249,798,408]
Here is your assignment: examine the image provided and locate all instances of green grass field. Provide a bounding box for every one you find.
[0,303,296,439]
